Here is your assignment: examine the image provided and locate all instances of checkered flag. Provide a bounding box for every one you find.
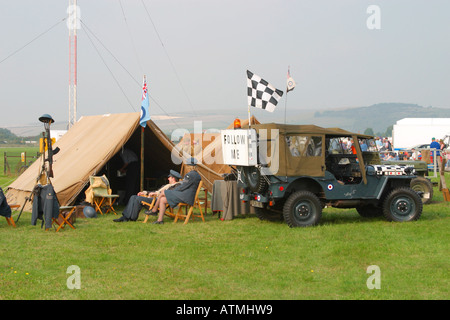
[247,70,283,112]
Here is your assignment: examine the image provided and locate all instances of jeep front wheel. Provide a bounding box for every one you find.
[383,187,423,222]
[283,191,322,227]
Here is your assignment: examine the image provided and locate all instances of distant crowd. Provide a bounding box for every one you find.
[378,137,448,167]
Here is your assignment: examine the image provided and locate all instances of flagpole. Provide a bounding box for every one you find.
[285,66,295,182]
[248,104,251,128]
[140,126,144,191]
[284,90,288,125]
[140,75,147,192]
[285,66,290,125]
[285,66,296,124]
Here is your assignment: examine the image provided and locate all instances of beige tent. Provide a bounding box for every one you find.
[6,112,229,211]
[175,116,260,178]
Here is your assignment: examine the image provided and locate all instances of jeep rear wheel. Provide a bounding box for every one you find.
[283,191,322,227]
[410,176,433,204]
[383,187,423,222]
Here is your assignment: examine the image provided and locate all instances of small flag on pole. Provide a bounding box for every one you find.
[247,70,283,112]
[140,75,150,127]
[287,68,296,92]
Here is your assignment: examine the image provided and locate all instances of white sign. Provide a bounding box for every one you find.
[221,129,257,166]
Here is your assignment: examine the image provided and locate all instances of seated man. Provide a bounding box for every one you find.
[150,158,202,224]
[113,170,181,222]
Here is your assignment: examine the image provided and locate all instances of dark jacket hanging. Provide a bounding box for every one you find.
[31,184,60,229]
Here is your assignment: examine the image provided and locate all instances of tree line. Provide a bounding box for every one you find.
[363,125,393,138]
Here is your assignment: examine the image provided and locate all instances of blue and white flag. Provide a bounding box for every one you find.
[140,76,150,127]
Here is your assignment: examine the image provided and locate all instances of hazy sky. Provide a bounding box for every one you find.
[1,0,449,130]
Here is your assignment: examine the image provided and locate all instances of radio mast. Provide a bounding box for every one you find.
[68,0,78,128]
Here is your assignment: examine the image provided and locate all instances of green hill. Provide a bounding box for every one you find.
[312,103,450,135]
[3,103,450,139]
[0,127,40,145]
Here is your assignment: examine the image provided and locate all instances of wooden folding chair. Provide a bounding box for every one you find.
[4,204,19,227]
[5,216,16,227]
[173,181,205,224]
[141,197,156,223]
[89,176,119,215]
[1,186,17,227]
[141,198,175,223]
[198,186,209,215]
[51,206,76,232]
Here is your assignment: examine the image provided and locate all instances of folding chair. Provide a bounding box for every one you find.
[141,197,156,223]
[4,204,19,227]
[5,216,16,227]
[89,176,119,215]
[51,206,76,232]
[173,181,205,224]
[141,198,174,223]
[198,186,209,214]
[1,185,17,227]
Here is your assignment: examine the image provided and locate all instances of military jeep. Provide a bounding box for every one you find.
[223,123,423,227]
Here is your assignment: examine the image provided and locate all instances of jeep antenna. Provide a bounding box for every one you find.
[285,66,296,124]
[284,67,296,182]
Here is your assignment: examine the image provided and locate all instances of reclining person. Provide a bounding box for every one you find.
[113,170,182,222]
[150,158,202,224]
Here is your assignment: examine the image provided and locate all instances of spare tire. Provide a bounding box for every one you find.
[410,176,433,204]
[243,166,268,193]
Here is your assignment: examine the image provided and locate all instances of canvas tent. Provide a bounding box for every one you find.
[6,112,228,211]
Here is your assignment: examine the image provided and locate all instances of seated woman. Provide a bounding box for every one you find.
[113,170,181,222]
[150,159,202,224]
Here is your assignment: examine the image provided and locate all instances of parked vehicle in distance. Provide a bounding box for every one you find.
[409,143,430,150]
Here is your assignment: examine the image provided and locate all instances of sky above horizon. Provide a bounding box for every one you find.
[1,0,449,129]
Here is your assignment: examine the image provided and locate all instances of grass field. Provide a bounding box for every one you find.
[1,146,449,300]
[0,147,40,182]
[1,174,449,300]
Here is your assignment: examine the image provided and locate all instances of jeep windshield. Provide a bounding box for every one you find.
[326,137,379,154]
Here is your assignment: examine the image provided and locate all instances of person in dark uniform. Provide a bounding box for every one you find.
[113,170,181,222]
[151,158,201,224]
[119,147,139,205]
